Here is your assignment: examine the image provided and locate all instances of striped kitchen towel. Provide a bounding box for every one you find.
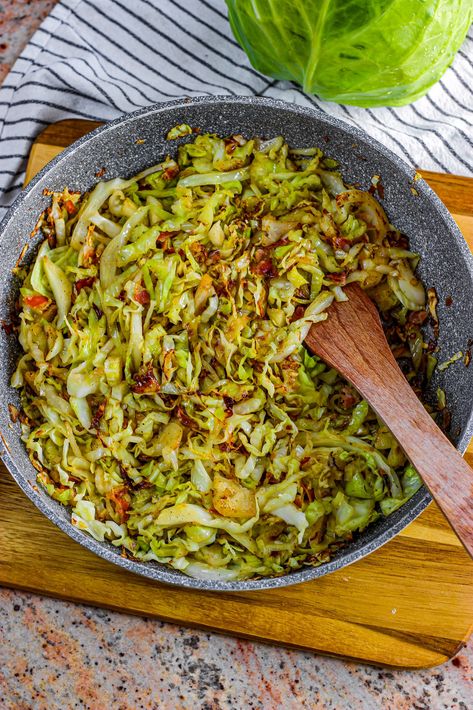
[0,0,472,219]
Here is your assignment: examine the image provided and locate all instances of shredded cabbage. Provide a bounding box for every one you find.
[14,132,434,581]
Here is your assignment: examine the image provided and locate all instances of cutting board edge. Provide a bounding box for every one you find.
[0,574,461,670]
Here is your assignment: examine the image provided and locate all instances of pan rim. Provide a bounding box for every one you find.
[1,95,472,592]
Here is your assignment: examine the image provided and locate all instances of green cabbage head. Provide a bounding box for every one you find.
[226,0,472,107]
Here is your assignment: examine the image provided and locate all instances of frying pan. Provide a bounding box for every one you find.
[0,96,472,591]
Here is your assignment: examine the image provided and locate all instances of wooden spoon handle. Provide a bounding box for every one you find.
[306,288,473,558]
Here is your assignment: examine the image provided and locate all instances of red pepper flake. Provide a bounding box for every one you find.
[75,276,95,292]
[131,366,160,394]
[23,294,51,311]
[445,295,453,307]
[95,167,107,178]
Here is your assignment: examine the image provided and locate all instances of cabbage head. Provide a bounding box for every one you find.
[226,0,472,107]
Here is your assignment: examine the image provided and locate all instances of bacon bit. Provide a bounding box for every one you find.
[251,258,278,278]
[162,164,179,181]
[290,305,305,323]
[157,230,179,241]
[134,284,150,305]
[219,442,232,452]
[18,409,33,427]
[264,236,289,251]
[1,320,15,335]
[176,405,197,429]
[75,276,95,292]
[407,310,428,328]
[445,295,453,307]
[377,179,385,200]
[224,137,239,154]
[120,465,153,491]
[30,211,45,239]
[82,245,99,267]
[392,345,410,358]
[8,404,19,423]
[339,386,359,409]
[328,272,347,285]
[95,166,107,178]
[64,199,77,216]
[91,400,106,430]
[386,231,409,249]
[23,294,51,311]
[464,340,472,367]
[93,304,103,320]
[108,486,131,523]
[132,366,160,394]
[223,395,234,415]
[441,408,451,431]
[332,236,351,252]
[189,242,208,264]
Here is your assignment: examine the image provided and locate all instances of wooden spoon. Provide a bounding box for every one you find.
[305,283,473,558]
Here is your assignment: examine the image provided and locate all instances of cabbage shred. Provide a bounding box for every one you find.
[14,133,433,581]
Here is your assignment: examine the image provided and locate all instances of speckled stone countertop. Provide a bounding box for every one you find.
[1,2,473,708]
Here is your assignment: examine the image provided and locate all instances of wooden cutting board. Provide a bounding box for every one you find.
[1,119,472,669]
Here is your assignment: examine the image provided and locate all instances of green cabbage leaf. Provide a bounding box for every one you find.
[226,0,472,107]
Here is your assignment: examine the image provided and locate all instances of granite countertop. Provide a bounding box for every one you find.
[1,2,473,708]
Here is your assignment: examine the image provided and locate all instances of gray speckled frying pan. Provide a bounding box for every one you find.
[0,96,472,592]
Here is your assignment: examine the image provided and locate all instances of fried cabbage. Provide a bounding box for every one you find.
[13,132,434,580]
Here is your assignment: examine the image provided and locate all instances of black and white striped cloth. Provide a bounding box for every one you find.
[0,0,472,219]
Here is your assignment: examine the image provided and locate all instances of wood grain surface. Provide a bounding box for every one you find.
[1,119,472,669]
